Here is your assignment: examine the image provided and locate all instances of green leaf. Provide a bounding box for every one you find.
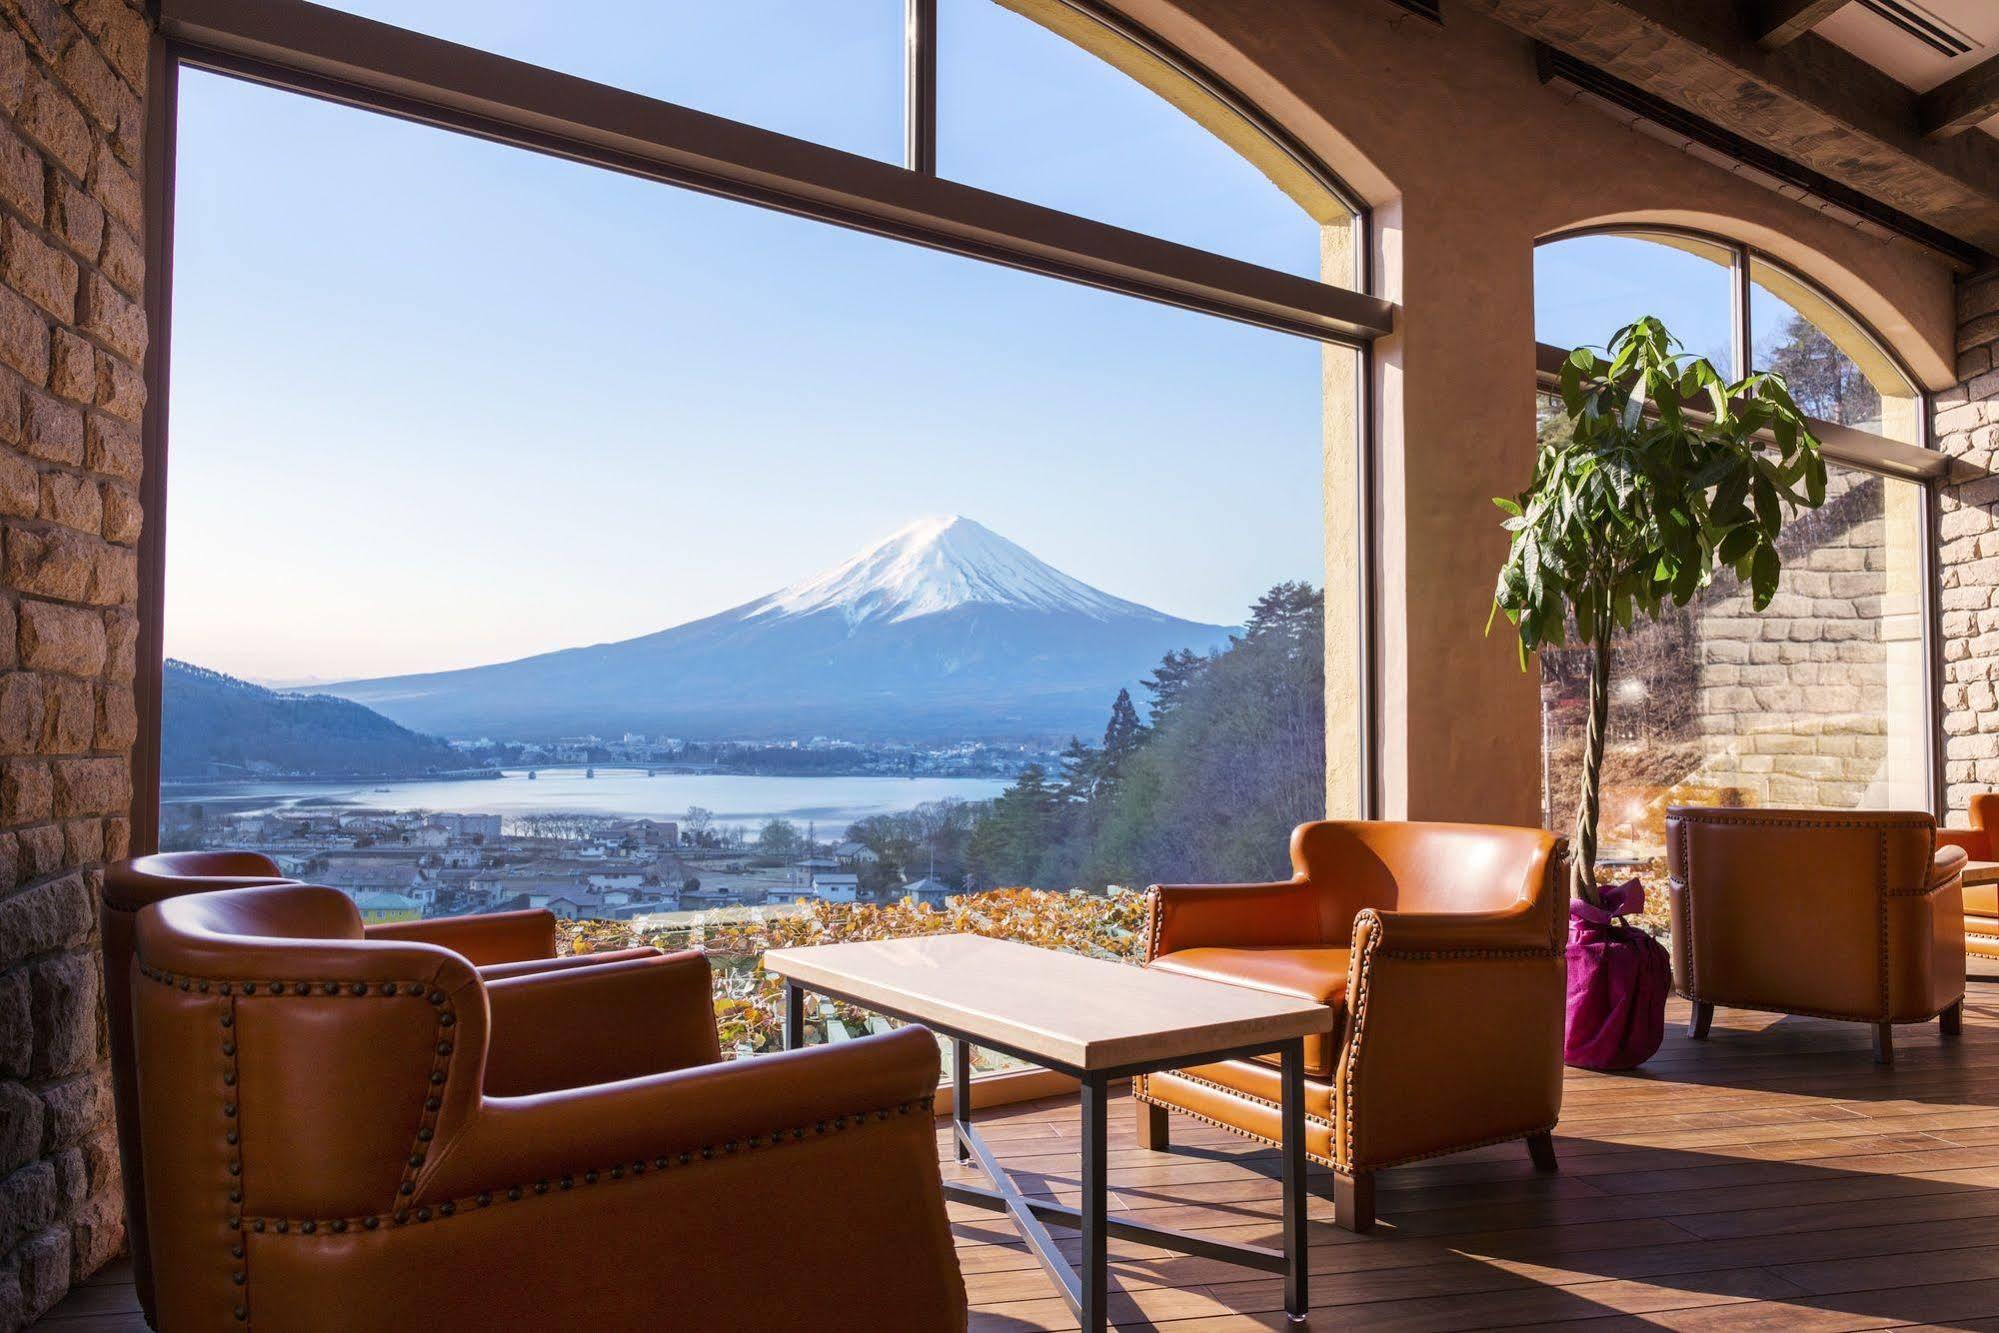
[1717,524,1757,564]
[1751,472,1780,534]
[1750,542,1779,609]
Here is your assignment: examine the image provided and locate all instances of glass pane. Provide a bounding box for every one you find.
[1534,233,1734,370]
[312,0,903,162]
[166,73,1328,1061]
[938,0,1336,280]
[1541,391,1928,906]
[1751,257,1923,444]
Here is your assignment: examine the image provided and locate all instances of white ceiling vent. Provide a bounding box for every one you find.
[1857,1,1976,58]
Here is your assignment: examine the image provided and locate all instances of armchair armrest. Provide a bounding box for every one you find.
[1934,843,1972,887]
[1351,901,1555,956]
[365,908,557,965]
[1337,906,1565,1170]
[1937,828,1990,860]
[1146,879,1322,959]
[482,951,721,1096]
[477,946,659,980]
[420,1024,942,1205]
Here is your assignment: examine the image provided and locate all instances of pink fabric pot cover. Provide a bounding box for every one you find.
[1564,877,1670,1071]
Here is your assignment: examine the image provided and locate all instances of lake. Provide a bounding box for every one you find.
[161,768,1011,831]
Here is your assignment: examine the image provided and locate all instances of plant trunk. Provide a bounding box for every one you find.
[1571,622,1613,906]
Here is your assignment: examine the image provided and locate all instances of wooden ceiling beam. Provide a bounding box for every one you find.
[1749,0,1852,51]
[1922,50,1999,141]
[1465,0,1999,258]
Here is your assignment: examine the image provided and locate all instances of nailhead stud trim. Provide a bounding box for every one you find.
[236,1095,937,1234]
[135,961,466,1326]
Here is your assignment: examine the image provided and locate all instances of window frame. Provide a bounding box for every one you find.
[134,0,1390,847]
[1533,224,1944,817]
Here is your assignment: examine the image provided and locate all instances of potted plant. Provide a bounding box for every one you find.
[1491,315,1825,1069]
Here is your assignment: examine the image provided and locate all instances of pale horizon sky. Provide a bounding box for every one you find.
[163,1,1332,685]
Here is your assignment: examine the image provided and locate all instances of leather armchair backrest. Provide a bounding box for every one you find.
[101,853,295,1324]
[134,885,491,1287]
[105,850,293,911]
[1293,821,1560,934]
[1972,793,1999,834]
[1666,807,1940,1017]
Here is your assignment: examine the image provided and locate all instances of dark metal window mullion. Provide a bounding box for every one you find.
[1731,241,1752,382]
[905,0,937,175]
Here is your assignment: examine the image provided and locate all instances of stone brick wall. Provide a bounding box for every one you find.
[1692,468,1929,811]
[0,1,149,1327]
[1940,270,1999,819]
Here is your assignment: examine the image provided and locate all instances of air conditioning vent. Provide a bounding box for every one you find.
[1858,0,1976,58]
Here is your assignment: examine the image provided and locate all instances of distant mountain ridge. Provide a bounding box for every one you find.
[161,660,463,780]
[325,517,1233,744]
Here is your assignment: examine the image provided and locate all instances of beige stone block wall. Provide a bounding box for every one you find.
[1939,270,1999,819]
[1690,469,1927,812]
[0,1,149,1327]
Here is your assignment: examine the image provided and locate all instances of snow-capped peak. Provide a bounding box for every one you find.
[744,515,1165,626]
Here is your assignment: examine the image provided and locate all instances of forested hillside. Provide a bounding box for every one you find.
[162,660,463,780]
[842,584,1326,892]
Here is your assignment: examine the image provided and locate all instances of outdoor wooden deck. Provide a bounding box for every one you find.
[38,983,1999,1331]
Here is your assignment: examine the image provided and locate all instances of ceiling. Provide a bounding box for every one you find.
[1463,0,1999,264]
[1816,0,1999,139]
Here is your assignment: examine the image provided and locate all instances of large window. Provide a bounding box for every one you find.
[1534,231,1932,887]
[300,0,908,160]
[155,0,1369,1065]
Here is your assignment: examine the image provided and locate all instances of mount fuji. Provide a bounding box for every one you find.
[322,517,1234,744]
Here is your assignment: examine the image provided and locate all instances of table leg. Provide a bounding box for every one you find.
[783,981,804,1051]
[1280,1038,1308,1323]
[953,1037,972,1163]
[1080,1073,1108,1331]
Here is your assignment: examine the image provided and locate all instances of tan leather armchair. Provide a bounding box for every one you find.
[1667,807,1966,1064]
[1938,793,1999,971]
[129,882,966,1331]
[1133,821,1567,1233]
[101,851,661,1327]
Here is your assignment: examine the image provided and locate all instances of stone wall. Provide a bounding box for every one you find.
[1940,270,1999,818]
[0,0,149,1327]
[1692,468,1929,812]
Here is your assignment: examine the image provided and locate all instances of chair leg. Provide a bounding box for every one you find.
[1873,1022,1894,1065]
[1687,1000,1713,1041]
[1135,1098,1170,1152]
[1526,1130,1558,1174]
[1942,999,1965,1038]
[1332,1169,1374,1234]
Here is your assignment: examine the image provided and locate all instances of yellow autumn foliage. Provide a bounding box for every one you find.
[557,887,1147,1056]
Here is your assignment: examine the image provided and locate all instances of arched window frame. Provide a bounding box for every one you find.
[135,0,1393,839]
[1535,225,1936,473]
[1532,224,1943,814]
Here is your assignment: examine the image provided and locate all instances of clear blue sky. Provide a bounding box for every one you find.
[1533,235,1736,370]
[162,0,1329,684]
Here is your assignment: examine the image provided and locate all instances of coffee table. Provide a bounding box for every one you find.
[763,933,1332,1330]
[1965,860,1999,887]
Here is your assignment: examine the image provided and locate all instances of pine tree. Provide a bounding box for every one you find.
[1100,689,1146,787]
[1055,737,1100,807]
[968,764,1058,887]
[1760,313,1880,427]
[1142,648,1207,725]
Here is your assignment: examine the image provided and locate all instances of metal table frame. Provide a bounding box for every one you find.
[782,979,1310,1331]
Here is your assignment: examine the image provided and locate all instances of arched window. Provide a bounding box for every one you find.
[937,0,1344,278]
[1532,230,1932,886]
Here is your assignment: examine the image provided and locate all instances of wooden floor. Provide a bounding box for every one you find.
[40,985,1999,1330]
